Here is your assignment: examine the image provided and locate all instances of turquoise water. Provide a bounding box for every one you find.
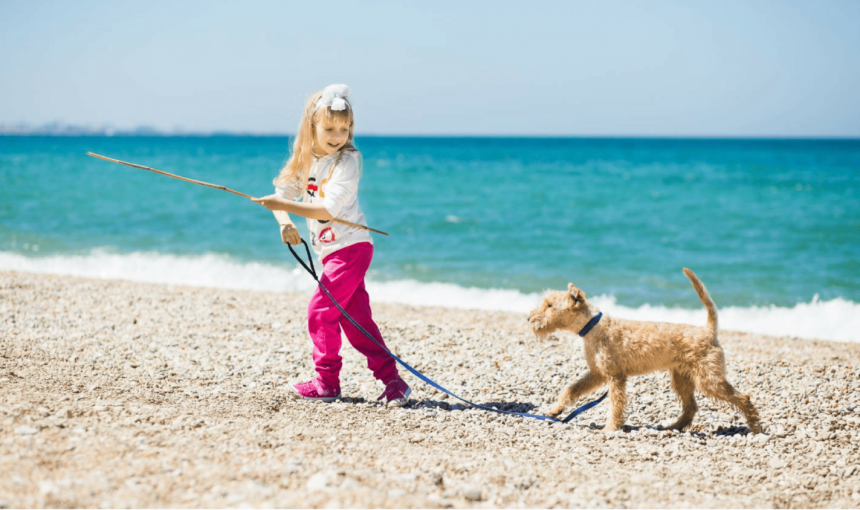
[2,136,859,315]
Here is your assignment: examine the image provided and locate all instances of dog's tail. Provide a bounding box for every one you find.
[683,267,718,333]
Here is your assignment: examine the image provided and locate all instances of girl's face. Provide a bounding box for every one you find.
[314,117,350,156]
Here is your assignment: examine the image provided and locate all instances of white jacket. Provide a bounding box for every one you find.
[275,150,372,260]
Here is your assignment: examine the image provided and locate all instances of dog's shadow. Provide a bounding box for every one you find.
[616,423,755,437]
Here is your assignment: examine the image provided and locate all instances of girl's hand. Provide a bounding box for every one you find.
[280,223,301,245]
[251,194,288,211]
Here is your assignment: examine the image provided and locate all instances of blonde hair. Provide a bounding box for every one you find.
[273,89,357,193]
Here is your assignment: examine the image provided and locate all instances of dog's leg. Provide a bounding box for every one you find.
[605,375,628,432]
[699,378,762,434]
[547,371,605,417]
[667,369,698,430]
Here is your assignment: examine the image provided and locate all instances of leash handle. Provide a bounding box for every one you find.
[286,239,605,424]
[287,240,317,280]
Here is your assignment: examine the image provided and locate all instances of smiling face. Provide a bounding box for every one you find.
[313,117,351,156]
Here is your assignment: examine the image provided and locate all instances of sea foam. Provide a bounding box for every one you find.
[1,250,857,343]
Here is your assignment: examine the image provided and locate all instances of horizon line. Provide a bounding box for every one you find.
[2,132,860,141]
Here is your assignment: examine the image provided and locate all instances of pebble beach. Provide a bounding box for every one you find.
[2,270,859,508]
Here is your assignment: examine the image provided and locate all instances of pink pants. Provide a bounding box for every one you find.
[308,242,398,388]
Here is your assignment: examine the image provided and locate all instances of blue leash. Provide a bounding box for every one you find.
[288,240,607,423]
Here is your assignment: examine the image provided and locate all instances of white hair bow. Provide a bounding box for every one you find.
[315,84,351,112]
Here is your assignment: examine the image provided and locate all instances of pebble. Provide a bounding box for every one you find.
[340,478,361,491]
[462,485,483,501]
[15,426,38,436]
[306,472,333,492]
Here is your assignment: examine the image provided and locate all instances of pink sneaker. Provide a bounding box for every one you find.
[289,378,341,402]
[378,378,411,408]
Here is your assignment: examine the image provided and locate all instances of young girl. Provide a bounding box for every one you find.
[253,84,411,407]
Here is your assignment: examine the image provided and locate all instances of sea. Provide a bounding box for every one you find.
[2,136,859,342]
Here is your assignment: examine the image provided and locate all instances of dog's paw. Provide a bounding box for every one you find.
[602,422,625,433]
[546,406,564,418]
[666,420,691,431]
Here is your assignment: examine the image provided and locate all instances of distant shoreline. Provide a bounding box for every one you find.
[2,132,860,141]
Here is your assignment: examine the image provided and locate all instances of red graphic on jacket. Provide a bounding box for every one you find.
[319,227,336,244]
[307,177,318,197]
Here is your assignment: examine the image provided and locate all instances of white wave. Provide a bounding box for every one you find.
[1,250,857,343]
[587,295,860,344]
[0,249,318,294]
[368,279,542,312]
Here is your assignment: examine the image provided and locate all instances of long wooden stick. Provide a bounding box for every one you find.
[87,152,389,236]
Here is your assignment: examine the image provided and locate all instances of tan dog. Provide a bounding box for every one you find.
[528,268,761,433]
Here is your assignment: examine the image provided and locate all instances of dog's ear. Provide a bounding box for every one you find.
[568,283,586,305]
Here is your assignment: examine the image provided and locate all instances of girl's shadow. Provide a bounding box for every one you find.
[342,396,539,414]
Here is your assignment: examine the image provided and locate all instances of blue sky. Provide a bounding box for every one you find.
[1,0,859,136]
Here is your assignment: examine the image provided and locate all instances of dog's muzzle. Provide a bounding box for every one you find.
[528,317,547,338]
